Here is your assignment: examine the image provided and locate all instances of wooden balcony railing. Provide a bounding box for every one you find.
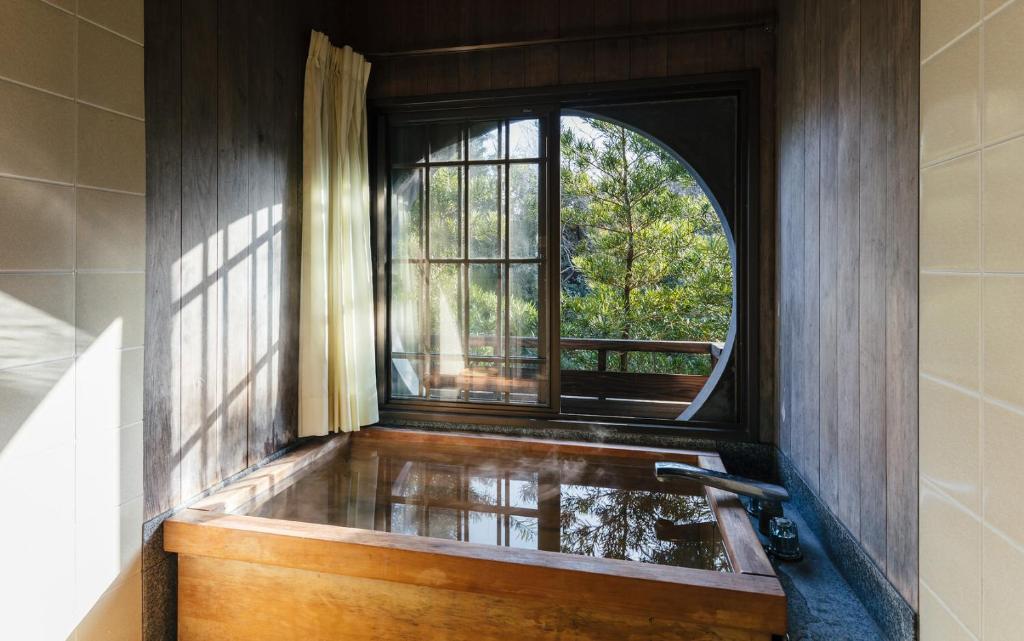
[394,336,723,419]
[557,337,722,419]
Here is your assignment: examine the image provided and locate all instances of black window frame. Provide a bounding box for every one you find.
[370,72,761,442]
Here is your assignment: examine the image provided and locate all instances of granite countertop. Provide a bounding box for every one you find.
[752,504,886,641]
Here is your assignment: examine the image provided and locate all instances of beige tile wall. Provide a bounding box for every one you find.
[920,0,1024,639]
[0,0,144,639]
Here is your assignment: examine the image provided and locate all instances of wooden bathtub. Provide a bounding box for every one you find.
[165,428,786,640]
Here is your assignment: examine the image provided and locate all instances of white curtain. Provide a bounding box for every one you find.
[299,31,378,436]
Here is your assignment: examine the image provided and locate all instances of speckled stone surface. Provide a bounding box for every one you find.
[778,454,917,641]
[758,505,886,641]
[142,548,176,641]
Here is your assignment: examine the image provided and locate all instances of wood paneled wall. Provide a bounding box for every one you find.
[776,0,919,607]
[335,0,779,441]
[144,0,341,520]
[145,0,781,510]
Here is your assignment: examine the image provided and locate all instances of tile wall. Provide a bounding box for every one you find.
[0,0,145,638]
[920,0,1024,638]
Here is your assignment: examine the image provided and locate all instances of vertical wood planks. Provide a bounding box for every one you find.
[147,0,311,518]
[273,0,304,451]
[247,0,277,462]
[778,0,806,464]
[777,0,919,607]
[885,0,919,608]
[835,0,862,538]
[180,0,223,500]
[629,0,668,79]
[144,0,183,521]
[558,0,595,85]
[594,0,629,82]
[817,0,841,510]
[218,0,252,481]
[857,0,890,569]
[800,0,821,494]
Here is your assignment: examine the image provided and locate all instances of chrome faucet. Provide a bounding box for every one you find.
[655,462,790,536]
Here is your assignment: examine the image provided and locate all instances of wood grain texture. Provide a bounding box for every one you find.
[144,0,183,520]
[699,455,775,578]
[168,435,784,639]
[776,0,919,608]
[816,0,840,511]
[180,0,223,502]
[799,0,821,493]
[177,553,776,641]
[856,0,890,571]
[884,0,919,607]
[145,0,311,517]
[835,0,862,539]
[217,0,252,484]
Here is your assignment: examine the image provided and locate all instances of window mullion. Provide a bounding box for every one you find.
[503,120,512,403]
[461,129,470,402]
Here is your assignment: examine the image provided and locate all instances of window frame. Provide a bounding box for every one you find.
[370,72,761,441]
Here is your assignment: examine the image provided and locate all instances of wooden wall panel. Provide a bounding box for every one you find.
[884,0,919,608]
[144,0,326,521]
[180,0,224,501]
[143,0,183,520]
[217,0,252,487]
[776,0,919,608]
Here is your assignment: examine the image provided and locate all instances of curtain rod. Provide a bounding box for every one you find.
[364,19,774,59]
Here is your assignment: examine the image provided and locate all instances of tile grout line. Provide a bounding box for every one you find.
[977,13,987,639]
[0,170,145,197]
[71,1,80,635]
[920,580,981,641]
[920,0,1018,68]
[77,14,144,48]
[920,129,1024,171]
[0,75,146,124]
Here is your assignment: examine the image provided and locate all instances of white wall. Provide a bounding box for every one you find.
[920,0,1024,639]
[0,0,145,638]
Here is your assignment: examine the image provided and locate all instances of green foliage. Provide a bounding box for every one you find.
[559,117,733,375]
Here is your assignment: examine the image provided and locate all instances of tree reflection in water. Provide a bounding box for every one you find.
[559,484,730,572]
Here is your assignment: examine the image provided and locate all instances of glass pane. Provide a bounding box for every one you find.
[509,264,539,357]
[509,119,540,158]
[558,115,734,419]
[468,121,501,160]
[390,503,420,536]
[509,477,538,509]
[390,168,422,259]
[508,361,542,405]
[467,511,500,545]
[469,264,501,356]
[392,461,423,496]
[427,508,460,540]
[390,261,424,399]
[429,264,464,400]
[509,516,538,549]
[469,475,498,505]
[468,165,502,258]
[429,123,462,161]
[509,163,540,258]
[465,363,504,403]
[427,466,460,500]
[390,356,422,398]
[392,126,427,164]
[428,166,462,259]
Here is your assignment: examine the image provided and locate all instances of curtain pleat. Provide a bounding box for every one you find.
[299,31,377,436]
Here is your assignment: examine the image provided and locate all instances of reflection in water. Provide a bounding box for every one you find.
[241,438,730,572]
